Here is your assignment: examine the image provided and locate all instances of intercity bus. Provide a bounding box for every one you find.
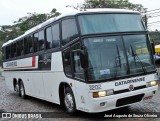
[2,9,158,114]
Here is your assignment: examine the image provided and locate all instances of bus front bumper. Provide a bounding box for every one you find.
[88,85,158,113]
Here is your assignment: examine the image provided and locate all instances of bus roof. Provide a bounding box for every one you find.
[2,8,139,47]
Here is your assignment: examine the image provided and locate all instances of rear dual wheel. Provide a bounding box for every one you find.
[15,82,19,92]
[19,81,26,99]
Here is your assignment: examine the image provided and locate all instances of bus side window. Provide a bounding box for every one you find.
[62,18,78,46]
[10,44,13,58]
[6,47,8,59]
[17,40,24,56]
[2,47,6,60]
[6,46,11,59]
[63,48,72,76]
[20,39,24,55]
[13,43,17,57]
[24,37,29,54]
[39,30,45,51]
[33,33,39,52]
[71,43,84,79]
[11,43,16,58]
[17,41,20,56]
[46,26,52,49]
[52,23,60,48]
[28,35,33,53]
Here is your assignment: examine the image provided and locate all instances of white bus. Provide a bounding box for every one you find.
[2,9,158,114]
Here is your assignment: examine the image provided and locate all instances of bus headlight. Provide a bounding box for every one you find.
[146,80,157,87]
[93,89,114,98]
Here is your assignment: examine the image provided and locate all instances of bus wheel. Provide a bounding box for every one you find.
[64,87,76,114]
[15,82,19,93]
[19,81,26,99]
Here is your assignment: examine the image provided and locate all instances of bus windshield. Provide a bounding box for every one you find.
[83,35,155,81]
[78,14,145,34]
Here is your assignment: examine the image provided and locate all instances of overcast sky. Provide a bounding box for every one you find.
[0,0,160,30]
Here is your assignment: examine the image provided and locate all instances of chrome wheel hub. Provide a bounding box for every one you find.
[65,93,74,111]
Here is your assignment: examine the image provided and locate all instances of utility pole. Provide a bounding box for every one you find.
[144,8,148,29]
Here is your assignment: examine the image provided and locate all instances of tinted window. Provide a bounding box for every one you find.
[39,30,45,51]
[63,48,72,75]
[123,35,155,74]
[52,23,60,48]
[71,43,84,79]
[13,43,17,57]
[28,36,33,53]
[11,43,16,58]
[33,33,39,52]
[6,46,11,59]
[10,45,14,58]
[78,14,145,35]
[62,18,78,45]
[2,47,6,60]
[83,36,127,81]
[24,37,29,54]
[46,27,52,49]
[20,40,24,55]
[17,41,21,56]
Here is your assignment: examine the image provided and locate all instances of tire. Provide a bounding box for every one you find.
[15,82,19,93]
[64,87,77,114]
[19,81,26,99]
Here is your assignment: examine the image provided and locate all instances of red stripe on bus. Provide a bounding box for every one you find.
[3,56,37,70]
[32,56,36,67]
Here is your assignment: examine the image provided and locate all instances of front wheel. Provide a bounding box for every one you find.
[64,87,77,114]
[19,81,26,99]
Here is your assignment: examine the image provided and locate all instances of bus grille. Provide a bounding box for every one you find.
[116,94,144,107]
[114,85,146,95]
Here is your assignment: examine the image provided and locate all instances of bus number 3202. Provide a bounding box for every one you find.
[89,85,102,90]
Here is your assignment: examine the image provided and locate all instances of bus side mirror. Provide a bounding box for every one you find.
[151,42,155,54]
[77,49,88,69]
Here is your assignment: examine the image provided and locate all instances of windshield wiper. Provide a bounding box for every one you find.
[114,45,121,78]
[130,45,147,74]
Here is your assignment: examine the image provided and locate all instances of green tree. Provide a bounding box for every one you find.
[0,8,61,65]
[50,8,61,18]
[76,0,145,13]
[0,8,60,42]
[149,30,160,45]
